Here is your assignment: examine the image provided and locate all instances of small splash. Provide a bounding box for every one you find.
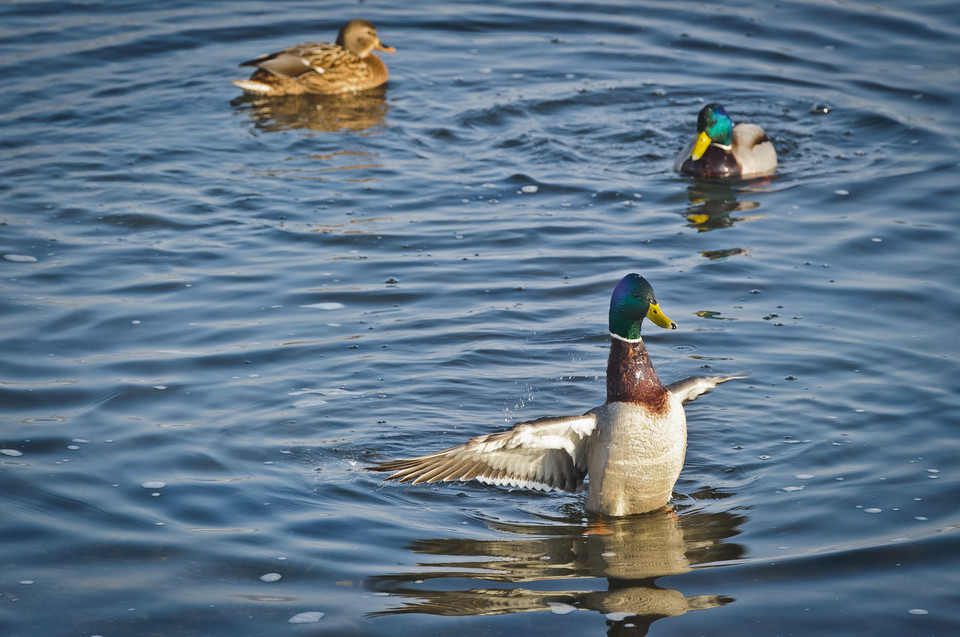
[606,612,632,621]
[288,611,324,624]
[1,449,24,457]
[520,185,538,194]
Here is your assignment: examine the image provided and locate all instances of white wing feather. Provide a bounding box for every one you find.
[371,413,598,492]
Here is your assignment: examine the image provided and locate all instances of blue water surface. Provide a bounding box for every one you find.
[1,1,959,635]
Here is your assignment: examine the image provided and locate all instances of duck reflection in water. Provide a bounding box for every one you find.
[682,179,772,233]
[368,503,744,636]
[230,86,390,134]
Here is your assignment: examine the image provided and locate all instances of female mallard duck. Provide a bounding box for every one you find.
[232,19,395,96]
[370,274,742,516]
[675,103,777,178]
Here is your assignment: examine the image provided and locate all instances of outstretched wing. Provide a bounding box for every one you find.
[666,375,746,405]
[369,413,598,493]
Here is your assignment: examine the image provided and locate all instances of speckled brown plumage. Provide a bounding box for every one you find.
[233,19,394,96]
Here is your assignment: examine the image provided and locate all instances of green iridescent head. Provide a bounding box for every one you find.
[690,103,733,160]
[698,104,733,144]
[608,274,677,340]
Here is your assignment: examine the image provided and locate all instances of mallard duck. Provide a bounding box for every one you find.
[675,103,777,178]
[232,19,394,96]
[370,274,742,516]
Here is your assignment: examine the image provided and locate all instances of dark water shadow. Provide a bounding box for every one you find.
[230,87,390,134]
[367,500,745,636]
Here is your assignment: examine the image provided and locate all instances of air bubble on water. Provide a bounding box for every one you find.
[908,608,928,615]
[67,445,80,450]
[1,449,24,457]
[521,185,538,194]
[288,612,324,624]
[142,481,166,489]
[260,573,281,582]
[4,254,38,262]
[864,508,882,514]
[796,474,814,480]
[835,189,849,196]
[782,486,804,492]
[548,602,576,615]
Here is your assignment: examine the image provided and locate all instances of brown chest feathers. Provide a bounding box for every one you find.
[605,337,671,412]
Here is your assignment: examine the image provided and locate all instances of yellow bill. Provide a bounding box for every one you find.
[646,302,677,330]
[690,131,712,161]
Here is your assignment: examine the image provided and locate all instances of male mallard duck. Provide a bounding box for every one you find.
[232,19,395,96]
[370,274,742,516]
[675,103,777,178]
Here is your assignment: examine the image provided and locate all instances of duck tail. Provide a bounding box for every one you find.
[232,79,274,94]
